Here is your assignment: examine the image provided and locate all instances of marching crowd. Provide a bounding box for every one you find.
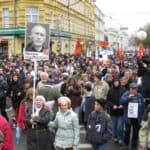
[0,53,150,150]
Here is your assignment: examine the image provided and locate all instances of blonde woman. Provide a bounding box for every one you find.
[49,96,80,150]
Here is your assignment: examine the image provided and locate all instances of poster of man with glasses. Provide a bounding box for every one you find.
[24,23,50,60]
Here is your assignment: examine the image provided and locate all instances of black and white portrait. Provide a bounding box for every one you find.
[24,23,50,60]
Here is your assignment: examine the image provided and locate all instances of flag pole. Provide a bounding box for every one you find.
[32,60,37,128]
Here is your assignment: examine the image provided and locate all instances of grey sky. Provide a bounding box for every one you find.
[95,0,150,33]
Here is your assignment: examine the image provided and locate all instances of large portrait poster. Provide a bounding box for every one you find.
[24,23,50,60]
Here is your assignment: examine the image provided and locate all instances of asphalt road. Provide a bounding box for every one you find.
[6,106,124,150]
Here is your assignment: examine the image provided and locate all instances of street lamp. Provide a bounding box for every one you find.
[68,0,71,54]
[56,16,62,54]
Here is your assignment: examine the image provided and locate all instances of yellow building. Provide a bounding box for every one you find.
[0,0,95,57]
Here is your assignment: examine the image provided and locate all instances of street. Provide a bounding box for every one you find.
[13,130,123,150]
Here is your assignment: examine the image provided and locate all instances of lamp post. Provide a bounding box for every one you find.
[68,0,71,54]
[56,16,62,54]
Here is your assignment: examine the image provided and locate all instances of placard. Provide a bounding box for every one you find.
[128,102,138,118]
[24,23,50,60]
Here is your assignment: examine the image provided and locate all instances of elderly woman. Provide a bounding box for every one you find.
[49,96,80,150]
[24,95,51,150]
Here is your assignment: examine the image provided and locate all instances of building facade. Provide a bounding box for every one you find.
[104,27,119,49]
[0,0,95,57]
[95,5,105,42]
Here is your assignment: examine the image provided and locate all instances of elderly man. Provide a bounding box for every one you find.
[120,82,144,150]
[26,24,47,52]
[36,72,62,113]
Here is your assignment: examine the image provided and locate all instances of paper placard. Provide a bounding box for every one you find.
[128,102,139,118]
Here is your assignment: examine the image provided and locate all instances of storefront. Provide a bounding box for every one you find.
[0,27,71,57]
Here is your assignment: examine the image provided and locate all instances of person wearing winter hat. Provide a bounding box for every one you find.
[24,95,51,150]
[87,99,113,150]
[120,82,144,150]
[49,96,80,150]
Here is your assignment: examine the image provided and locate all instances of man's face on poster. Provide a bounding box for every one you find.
[31,25,46,47]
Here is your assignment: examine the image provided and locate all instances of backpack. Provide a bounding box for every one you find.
[87,111,112,144]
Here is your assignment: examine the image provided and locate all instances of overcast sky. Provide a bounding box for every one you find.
[95,0,150,33]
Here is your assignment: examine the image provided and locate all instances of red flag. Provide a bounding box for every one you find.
[98,41,108,47]
[74,37,81,56]
[137,43,144,59]
[116,47,122,58]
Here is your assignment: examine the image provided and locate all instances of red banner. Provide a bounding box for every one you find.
[116,47,123,58]
[137,43,144,59]
[98,41,108,47]
[74,37,81,56]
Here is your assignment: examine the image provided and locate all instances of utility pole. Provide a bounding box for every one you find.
[56,16,61,54]
[68,0,70,54]
[13,0,16,56]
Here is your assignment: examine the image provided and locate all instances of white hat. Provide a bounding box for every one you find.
[35,95,46,103]
[58,96,71,104]
[62,72,69,76]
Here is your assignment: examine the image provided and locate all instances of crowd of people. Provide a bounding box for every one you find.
[0,52,149,150]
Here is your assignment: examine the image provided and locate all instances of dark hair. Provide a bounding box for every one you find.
[95,99,106,107]
[84,83,92,91]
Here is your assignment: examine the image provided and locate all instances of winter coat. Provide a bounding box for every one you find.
[49,109,80,149]
[93,80,109,100]
[0,76,8,100]
[107,86,125,116]
[9,80,24,108]
[84,94,96,123]
[37,82,62,113]
[120,91,144,124]
[139,104,150,148]
[65,85,81,108]
[16,98,32,129]
[24,107,51,150]
[0,115,14,150]
[137,59,150,98]
[87,110,113,144]
[37,82,62,101]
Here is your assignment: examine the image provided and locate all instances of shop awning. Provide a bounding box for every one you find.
[0,27,24,35]
[0,27,71,38]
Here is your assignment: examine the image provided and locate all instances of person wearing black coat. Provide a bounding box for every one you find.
[137,56,150,108]
[107,78,126,145]
[0,70,9,120]
[24,95,51,150]
[81,83,95,126]
[9,74,24,126]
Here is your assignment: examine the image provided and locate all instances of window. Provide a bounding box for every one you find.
[2,8,9,28]
[26,7,38,23]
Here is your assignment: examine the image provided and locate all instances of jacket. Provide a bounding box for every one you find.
[24,107,51,150]
[49,109,80,148]
[65,85,81,108]
[9,80,24,108]
[107,86,125,116]
[0,115,14,150]
[93,80,109,100]
[16,98,32,129]
[84,93,96,123]
[87,110,113,144]
[139,104,150,148]
[120,91,144,124]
